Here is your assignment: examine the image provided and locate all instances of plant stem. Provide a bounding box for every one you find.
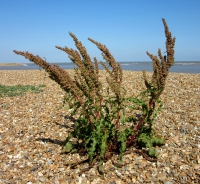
[126,93,157,147]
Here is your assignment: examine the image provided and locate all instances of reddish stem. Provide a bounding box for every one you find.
[126,94,157,147]
[115,109,120,131]
[74,94,95,130]
[96,97,103,119]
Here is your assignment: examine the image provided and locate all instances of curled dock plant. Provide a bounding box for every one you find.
[13,18,175,173]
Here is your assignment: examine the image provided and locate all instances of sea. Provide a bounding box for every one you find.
[0,61,200,74]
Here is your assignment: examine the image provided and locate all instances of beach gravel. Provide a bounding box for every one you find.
[0,70,199,184]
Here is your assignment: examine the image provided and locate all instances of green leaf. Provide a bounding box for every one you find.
[88,137,97,163]
[100,130,108,160]
[148,147,157,158]
[152,137,164,146]
[62,142,72,153]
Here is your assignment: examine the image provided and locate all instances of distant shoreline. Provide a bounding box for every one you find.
[0,61,199,73]
[0,63,24,67]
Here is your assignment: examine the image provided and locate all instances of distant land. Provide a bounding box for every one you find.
[0,63,23,67]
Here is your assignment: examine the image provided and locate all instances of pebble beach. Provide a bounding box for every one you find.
[0,70,199,184]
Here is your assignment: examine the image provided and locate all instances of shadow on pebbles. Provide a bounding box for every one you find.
[0,70,199,183]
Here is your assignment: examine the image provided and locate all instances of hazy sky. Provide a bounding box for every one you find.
[1,0,200,63]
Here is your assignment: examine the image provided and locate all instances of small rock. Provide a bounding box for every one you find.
[39,177,45,183]
[38,172,43,176]
[30,166,39,171]
[115,170,122,178]
[47,159,52,165]
[163,181,173,184]
[109,167,115,171]
[180,126,186,134]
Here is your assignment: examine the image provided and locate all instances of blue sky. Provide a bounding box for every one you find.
[1,0,200,63]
